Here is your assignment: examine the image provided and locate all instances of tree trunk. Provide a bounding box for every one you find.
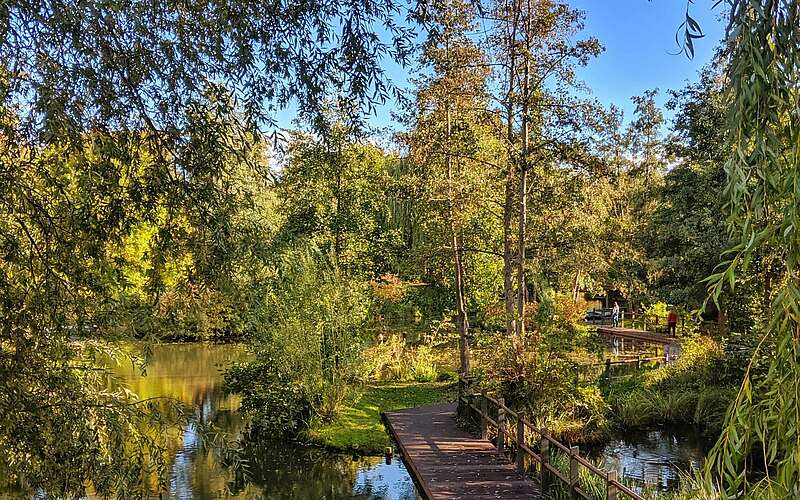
[515,34,530,342]
[333,142,343,259]
[503,4,519,340]
[444,54,470,380]
[503,144,516,339]
[572,269,581,302]
[453,230,470,376]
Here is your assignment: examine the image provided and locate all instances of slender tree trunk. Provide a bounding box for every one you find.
[516,36,529,342]
[453,229,470,376]
[503,3,519,340]
[444,46,470,380]
[572,268,581,302]
[503,144,516,339]
[334,143,343,259]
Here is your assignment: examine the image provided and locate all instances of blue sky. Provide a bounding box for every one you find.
[569,0,726,121]
[275,0,728,133]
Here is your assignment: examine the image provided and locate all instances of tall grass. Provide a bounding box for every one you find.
[603,336,735,436]
[542,450,713,499]
[360,334,440,382]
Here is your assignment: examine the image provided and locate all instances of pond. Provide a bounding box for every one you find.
[108,343,420,500]
[589,425,712,494]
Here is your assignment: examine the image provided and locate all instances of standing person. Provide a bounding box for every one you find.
[612,301,620,328]
[667,309,678,336]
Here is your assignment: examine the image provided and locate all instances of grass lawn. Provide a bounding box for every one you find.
[305,381,456,454]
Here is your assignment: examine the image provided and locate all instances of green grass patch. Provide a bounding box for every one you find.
[305,381,456,454]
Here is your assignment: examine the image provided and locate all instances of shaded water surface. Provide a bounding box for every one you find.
[589,425,712,494]
[112,343,419,500]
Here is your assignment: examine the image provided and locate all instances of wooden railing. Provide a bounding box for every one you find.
[458,379,644,500]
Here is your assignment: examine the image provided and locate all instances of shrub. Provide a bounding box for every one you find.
[644,301,669,318]
[225,244,372,436]
[224,359,311,436]
[644,336,723,389]
[360,334,408,381]
[603,336,736,435]
[478,327,609,443]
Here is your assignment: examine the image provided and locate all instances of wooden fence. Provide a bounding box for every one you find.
[458,379,644,500]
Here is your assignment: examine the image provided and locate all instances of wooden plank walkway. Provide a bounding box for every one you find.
[595,326,680,345]
[383,403,546,500]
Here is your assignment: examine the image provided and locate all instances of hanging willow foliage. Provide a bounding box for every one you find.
[705,0,800,497]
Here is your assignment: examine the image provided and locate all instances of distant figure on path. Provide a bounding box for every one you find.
[612,301,620,328]
[667,309,678,336]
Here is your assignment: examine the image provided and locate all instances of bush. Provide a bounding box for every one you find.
[644,336,722,389]
[477,302,610,444]
[224,359,311,436]
[644,301,669,318]
[225,244,372,436]
[488,301,605,440]
[360,334,408,381]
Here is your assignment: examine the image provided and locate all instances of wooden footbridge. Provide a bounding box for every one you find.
[589,310,686,346]
[384,384,644,500]
[595,326,679,345]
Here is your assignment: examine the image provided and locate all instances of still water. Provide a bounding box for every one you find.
[590,426,711,494]
[111,343,419,500]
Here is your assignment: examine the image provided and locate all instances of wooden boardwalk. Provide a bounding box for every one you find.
[383,403,546,500]
[595,325,680,345]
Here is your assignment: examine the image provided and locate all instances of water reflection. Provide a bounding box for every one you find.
[110,343,419,499]
[229,441,417,499]
[590,426,711,493]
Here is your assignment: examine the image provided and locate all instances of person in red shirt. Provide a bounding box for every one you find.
[667,309,679,336]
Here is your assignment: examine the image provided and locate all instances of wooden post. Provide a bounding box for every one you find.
[516,417,525,472]
[607,470,618,500]
[681,316,685,337]
[540,428,550,493]
[636,354,641,369]
[497,398,506,456]
[604,358,611,377]
[480,396,488,439]
[569,445,579,500]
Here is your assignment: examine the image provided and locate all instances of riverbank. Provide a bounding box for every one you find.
[305,381,456,454]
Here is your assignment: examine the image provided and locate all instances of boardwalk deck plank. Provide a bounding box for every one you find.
[383,403,547,500]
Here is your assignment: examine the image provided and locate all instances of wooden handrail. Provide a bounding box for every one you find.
[458,377,644,500]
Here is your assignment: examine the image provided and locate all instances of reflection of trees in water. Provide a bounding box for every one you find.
[166,407,250,500]
[227,438,361,498]
[109,344,251,499]
[109,344,418,499]
[227,436,418,499]
[598,426,710,492]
